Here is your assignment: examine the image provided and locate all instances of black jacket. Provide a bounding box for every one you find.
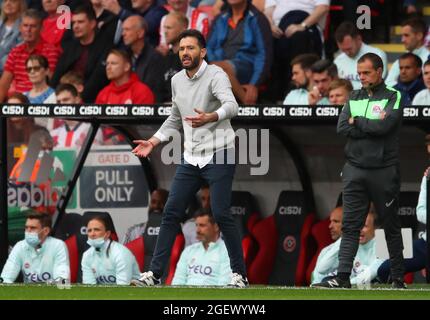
[51,31,114,103]
[132,44,166,103]
[337,82,403,168]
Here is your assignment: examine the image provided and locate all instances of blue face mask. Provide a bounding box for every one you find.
[25,232,41,247]
[87,237,105,249]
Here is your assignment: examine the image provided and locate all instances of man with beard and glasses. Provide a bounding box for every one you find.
[131,29,248,288]
[283,53,319,105]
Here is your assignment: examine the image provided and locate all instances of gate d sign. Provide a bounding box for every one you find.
[79,147,149,209]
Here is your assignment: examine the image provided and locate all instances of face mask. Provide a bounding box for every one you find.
[25,232,41,247]
[87,237,105,249]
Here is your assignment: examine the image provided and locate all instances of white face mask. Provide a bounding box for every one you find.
[87,237,105,249]
[25,232,41,247]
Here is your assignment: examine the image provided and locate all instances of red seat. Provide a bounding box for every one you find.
[305,218,333,285]
[247,215,278,284]
[65,235,79,283]
[295,213,316,286]
[125,236,145,272]
[165,233,185,285]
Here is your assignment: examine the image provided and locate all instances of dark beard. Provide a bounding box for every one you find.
[182,56,200,70]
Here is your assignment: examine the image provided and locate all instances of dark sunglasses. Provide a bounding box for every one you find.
[26,66,42,73]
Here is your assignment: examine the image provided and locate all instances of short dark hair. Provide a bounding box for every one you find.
[402,17,427,36]
[311,59,338,78]
[194,208,216,224]
[73,4,96,21]
[399,52,422,68]
[178,29,206,48]
[8,92,30,104]
[291,53,320,70]
[424,60,430,68]
[26,54,49,69]
[357,52,384,71]
[56,83,78,97]
[335,21,360,43]
[26,213,52,229]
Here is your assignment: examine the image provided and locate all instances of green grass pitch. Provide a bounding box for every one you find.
[1,284,430,300]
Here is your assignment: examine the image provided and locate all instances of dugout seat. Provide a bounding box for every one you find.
[305,217,333,285]
[230,191,261,269]
[165,233,186,285]
[248,191,315,285]
[125,236,145,272]
[53,213,83,241]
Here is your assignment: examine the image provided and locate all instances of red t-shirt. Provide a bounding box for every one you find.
[4,40,62,93]
[41,15,66,47]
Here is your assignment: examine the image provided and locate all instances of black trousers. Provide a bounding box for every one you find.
[338,162,405,279]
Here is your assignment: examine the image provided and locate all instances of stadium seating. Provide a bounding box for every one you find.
[124,236,145,272]
[247,191,315,285]
[53,213,83,241]
[230,191,261,268]
[165,233,186,285]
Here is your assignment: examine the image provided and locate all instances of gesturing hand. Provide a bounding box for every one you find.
[184,108,218,128]
[132,140,154,158]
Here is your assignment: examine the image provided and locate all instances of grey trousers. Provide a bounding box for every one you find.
[338,162,405,279]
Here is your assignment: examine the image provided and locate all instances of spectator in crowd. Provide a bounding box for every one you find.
[0,0,26,74]
[7,93,47,144]
[81,215,141,285]
[311,208,383,287]
[122,188,169,245]
[24,54,56,104]
[0,9,61,102]
[182,185,210,247]
[264,0,329,102]
[95,49,155,104]
[0,213,70,284]
[59,70,85,97]
[158,0,209,49]
[283,53,319,105]
[90,0,122,45]
[172,209,232,286]
[308,59,338,105]
[41,0,67,48]
[328,79,353,105]
[377,137,430,283]
[334,21,388,90]
[160,11,187,102]
[206,0,272,104]
[394,52,425,105]
[51,5,113,102]
[413,60,430,105]
[386,18,430,87]
[50,84,103,148]
[101,0,168,46]
[122,15,165,102]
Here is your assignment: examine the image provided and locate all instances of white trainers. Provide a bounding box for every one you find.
[229,273,249,288]
[130,271,161,287]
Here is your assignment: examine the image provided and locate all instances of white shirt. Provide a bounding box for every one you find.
[412,88,430,105]
[335,43,388,89]
[265,0,329,28]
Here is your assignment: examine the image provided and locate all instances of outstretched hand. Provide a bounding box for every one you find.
[132,140,154,158]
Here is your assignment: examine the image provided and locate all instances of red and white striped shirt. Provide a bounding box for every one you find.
[159,6,210,46]
[4,40,62,93]
[50,122,103,149]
